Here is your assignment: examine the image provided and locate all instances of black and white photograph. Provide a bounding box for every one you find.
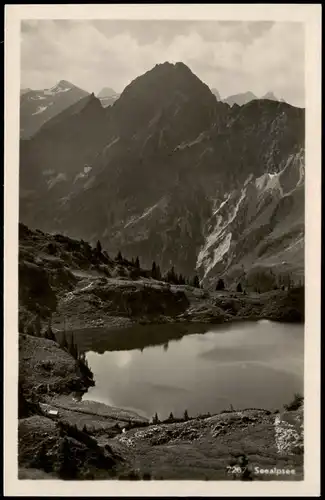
[4,4,321,497]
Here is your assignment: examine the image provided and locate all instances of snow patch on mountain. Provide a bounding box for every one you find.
[213,193,231,215]
[102,137,120,153]
[124,202,161,228]
[32,106,48,115]
[47,83,72,95]
[255,171,283,196]
[244,173,254,186]
[47,173,67,190]
[197,187,246,276]
[74,165,93,183]
[174,131,207,151]
[205,232,232,276]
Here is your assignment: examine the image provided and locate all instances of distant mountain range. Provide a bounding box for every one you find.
[97,87,117,98]
[210,89,285,107]
[19,62,304,288]
[20,80,288,140]
[96,87,120,108]
[20,80,89,139]
[20,88,32,96]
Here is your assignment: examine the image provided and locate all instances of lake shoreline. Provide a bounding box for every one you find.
[18,330,304,480]
[18,224,305,480]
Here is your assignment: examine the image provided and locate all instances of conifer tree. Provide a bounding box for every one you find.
[152,412,159,425]
[34,314,42,337]
[116,250,123,261]
[45,318,56,341]
[192,275,200,288]
[236,282,243,293]
[96,240,102,255]
[58,437,78,479]
[135,256,140,269]
[60,331,69,351]
[216,278,225,291]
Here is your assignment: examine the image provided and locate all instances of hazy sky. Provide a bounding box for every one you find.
[21,20,305,106]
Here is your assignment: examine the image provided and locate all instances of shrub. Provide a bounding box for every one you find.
[283,392,304,411]
[216,278,225,291]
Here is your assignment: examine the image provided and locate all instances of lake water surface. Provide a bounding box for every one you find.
[77,320,304,420]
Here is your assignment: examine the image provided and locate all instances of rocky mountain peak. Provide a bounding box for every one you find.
[108,61,221,141]
[262,91,278,101]
[97,87,117,98]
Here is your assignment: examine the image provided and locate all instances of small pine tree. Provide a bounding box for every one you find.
[168,412,174,421]
[96,240,102,255]
[135,256,140,269]
[38,442,51,472]
[68,333,78,359]
[58,437,78,479]
[19,318,25,334]
[167,266,177,284]
[116,250,123,261]
[34,314,42,337]
[192,275,200,288]
[60,331,69,351]
[183,409,189,421]
[236,282,243,293]
[26,323,35,336]
[156,265,162,281]
[216,278,225,291]
[151,261,157,279]
[152,412,159,425]
[45,319,56,341]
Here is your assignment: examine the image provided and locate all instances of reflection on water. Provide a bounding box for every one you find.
[71,321,304,420]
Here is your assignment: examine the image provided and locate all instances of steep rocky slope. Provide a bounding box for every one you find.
[20,80,89,139]
[19,62,304,286]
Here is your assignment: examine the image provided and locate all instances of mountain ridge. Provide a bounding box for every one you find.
[20,80,90,139]
[19,61,305,288]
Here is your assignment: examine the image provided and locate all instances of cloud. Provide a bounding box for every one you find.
[20,20,304,106]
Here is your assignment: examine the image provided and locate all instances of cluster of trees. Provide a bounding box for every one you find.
[58,331,92,378]
[215,279,246,294]
[163,266,200,288]
[20,313,92,379]
[113,248,202,289]
[152,409,190,425]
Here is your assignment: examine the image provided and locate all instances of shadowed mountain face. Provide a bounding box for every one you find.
[19,62,305,286]
[20,80,89,139]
